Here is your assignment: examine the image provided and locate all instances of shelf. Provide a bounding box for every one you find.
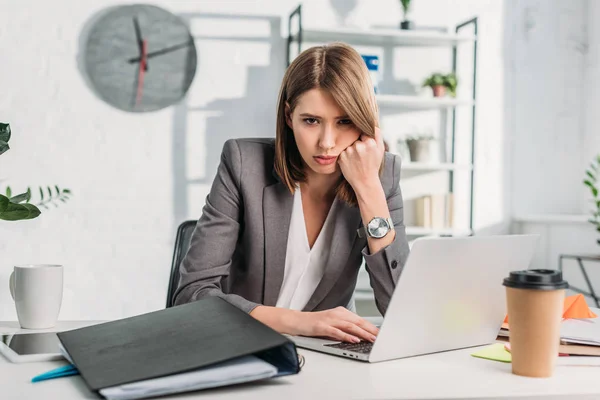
[292,27,476,47]
[376,94,474,110]
[402,163,473,172]
[513,214,590,224]
[405,227,472,236]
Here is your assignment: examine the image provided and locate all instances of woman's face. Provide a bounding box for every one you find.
[287,88,361,177]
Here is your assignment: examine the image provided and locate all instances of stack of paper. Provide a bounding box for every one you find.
[59,342,278,400]
[561,318,600,346]
[99,356,278,400]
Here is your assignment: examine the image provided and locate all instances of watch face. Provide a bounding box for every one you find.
[84,4,197,112]
[367,218,389,239]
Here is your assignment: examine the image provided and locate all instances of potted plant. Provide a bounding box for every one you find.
[0,122,71,221]
[399,0,414,30]
[584,154,600,245]
[405,134,436,163]
[422,72,458,98]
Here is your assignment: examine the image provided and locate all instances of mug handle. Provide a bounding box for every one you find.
[9,271,15,300]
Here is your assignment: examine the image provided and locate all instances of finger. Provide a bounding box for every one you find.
[354,318,380,337]
[354,141,366,153]
[374,127,382,143]
[374,127,384,150]
[326,326,361,343]
[336,321,377,343]
[332,308,378,341]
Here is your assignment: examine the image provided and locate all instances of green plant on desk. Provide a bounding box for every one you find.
[584,154,600,245]
[0,122,72,221]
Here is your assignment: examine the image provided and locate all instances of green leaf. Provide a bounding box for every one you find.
[10,188,31,204]
[587,171,597,181]
[5,186,11,198]
[20,203,41,219]
[0,123,10,143]
[0,199,41,221]
[62,189,71,194]
[39,186,44,201]
[584,179,595,188]
[400,0,411,12]
[55,185,60,196]
[47,186,52,198]
[0,194,8,212]
[594,187,599,198]
[0,140,8,156]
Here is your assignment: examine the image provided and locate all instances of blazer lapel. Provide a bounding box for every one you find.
[302,198,362,311]
[263,182,293,306]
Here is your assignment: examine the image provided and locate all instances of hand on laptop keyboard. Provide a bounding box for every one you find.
[293,306,379,343]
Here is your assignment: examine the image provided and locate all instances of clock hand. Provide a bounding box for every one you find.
[135,40,148,106]
[132,17,148,71]
[127,39,193,64]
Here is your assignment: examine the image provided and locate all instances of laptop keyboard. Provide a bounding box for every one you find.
[325,341,373,354]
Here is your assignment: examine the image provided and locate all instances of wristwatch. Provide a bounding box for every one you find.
[357,217,395,239]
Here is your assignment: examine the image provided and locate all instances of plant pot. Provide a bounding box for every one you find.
[407,140,431,163]
[432,85,446,97]
[400,20,414,30]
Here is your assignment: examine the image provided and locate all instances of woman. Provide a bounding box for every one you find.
[173,42,410,344]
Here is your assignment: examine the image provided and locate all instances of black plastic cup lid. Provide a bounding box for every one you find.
[503,269,569,290]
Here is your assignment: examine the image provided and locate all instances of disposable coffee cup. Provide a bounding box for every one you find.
[503,269,568,378]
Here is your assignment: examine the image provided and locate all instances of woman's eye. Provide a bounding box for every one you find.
[338,119,353,125]
[303,118,318,125]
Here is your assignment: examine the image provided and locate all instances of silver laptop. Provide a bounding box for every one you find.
[290,234,539,363]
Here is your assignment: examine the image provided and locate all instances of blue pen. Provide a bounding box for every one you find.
[31,364,79,383]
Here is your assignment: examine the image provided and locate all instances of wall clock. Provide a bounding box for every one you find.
[84,4,197,112]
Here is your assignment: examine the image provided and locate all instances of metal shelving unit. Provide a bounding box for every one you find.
[286,4,478,240]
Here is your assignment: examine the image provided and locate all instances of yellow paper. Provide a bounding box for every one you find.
[471,344,512,363]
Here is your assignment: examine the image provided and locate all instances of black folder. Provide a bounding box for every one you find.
[56,297,300,395]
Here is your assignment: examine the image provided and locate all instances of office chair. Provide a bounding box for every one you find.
[166,220,197,308]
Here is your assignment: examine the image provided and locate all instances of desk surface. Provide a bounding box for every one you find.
[2,321,600,400]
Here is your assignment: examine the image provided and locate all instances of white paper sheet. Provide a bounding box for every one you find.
[98,356,278,400]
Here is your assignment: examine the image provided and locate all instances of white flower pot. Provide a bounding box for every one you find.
[407,140,432,163]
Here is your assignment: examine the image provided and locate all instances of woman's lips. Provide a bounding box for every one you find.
[313,155,337,165]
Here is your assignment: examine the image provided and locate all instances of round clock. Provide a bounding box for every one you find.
[84,4,197,112]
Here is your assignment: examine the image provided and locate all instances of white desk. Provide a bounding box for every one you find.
[2,321,600,400]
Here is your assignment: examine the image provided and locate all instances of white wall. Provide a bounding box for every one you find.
[508,0,600,299]
[0,0,520,320]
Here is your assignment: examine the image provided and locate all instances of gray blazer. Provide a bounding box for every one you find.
[173,138,410,315]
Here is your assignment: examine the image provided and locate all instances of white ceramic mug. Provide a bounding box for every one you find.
[9,265,64,329]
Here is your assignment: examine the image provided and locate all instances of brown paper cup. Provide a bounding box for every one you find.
[506,287,564,377]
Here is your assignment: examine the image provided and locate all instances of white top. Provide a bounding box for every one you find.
[275,188,337,310]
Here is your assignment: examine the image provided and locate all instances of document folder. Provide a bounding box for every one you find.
[56,297,300,398]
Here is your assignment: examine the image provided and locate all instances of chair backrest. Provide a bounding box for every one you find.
[166,220,198,308]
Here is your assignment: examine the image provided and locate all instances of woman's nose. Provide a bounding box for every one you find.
[318,124,335,150]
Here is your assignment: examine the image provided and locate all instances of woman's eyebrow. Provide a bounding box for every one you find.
[298,113,349,119]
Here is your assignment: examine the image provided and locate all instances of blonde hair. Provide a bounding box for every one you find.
[274,42,381,207]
